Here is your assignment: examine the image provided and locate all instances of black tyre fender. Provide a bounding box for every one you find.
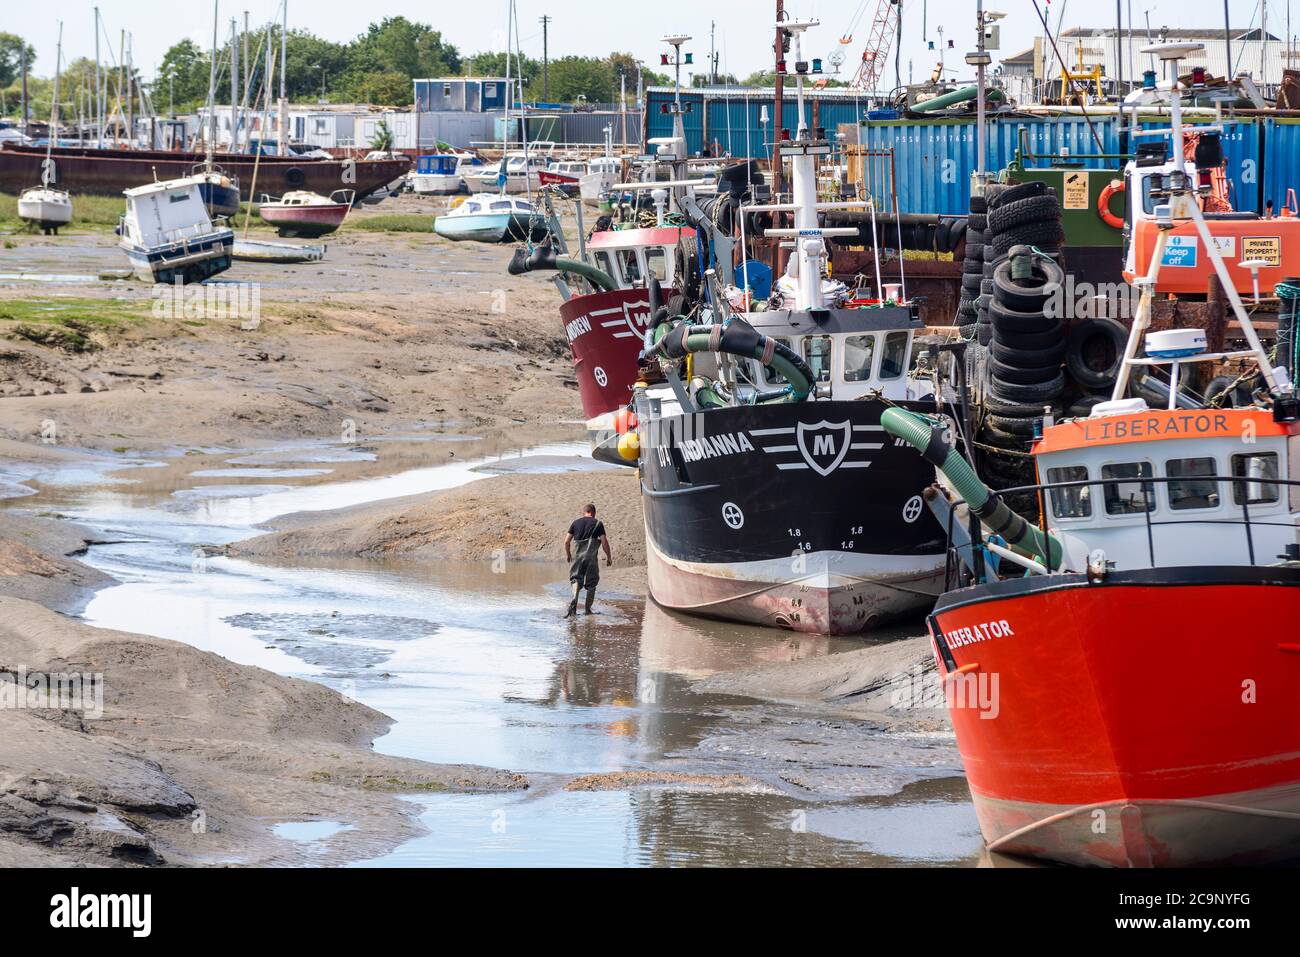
[285,166,307,188]
[992,254,1066,312]
[989,338,1066,367]
[989,355,1062,385]
[1202,374,1249,407]
[988,180,1049,210]
[969,195,988,214]
[985,413,1040,437]
[1067,393,1112,418]
[991,222,1064,254]
[990,323,1066,352]
[988,194,1060,235]
[990,371,1066,405]
[1065,318,1128,391]
[989,299,1058,334]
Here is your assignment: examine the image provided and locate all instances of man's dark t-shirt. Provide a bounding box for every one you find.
[569,517,605,542]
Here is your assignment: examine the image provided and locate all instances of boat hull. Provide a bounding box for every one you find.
[928,566,1300,866]
[638,399,948,635]
[559,288,652,418]
[257,202,349,238]
[120,228,234,284]
[17,190,72,230]
[433,212,546,244]
[0,143,407,202]
[197,180,241,219]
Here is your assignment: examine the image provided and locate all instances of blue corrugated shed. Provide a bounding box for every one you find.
[1261,119,1300,214]
[647,87,1296,217]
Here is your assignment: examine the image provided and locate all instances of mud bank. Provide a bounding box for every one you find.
[0,512,113,614]
[0,594,525,867]
[229,469,648,593]
[692,635,952,731]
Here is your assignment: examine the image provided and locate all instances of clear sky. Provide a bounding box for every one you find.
[4,0,1284,85]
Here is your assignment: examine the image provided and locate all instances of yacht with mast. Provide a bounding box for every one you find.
[17,23,73,235]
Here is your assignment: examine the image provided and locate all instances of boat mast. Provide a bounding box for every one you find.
[783,19,826,310]
[206,1,218,169]
[44,22,62,185]
[278,0,288,155]
[94,7,102,148]
[499,0,513,198]
[230,18,239,153]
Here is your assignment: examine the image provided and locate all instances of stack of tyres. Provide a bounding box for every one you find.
[956,205,983,338]
[985,247,1067,443]
[957,197,987,341]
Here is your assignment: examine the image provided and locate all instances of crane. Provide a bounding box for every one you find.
[842,0,902,92]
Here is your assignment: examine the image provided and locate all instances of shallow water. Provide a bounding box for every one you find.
[23,439,980,867]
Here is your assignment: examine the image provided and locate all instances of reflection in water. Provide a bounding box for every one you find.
[24,443,981,867]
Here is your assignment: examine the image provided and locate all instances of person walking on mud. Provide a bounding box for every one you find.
[564,504,612,617]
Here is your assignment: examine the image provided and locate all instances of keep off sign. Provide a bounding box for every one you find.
[1243,236,1282,267]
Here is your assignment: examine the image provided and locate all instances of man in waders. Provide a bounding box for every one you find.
[564,504,612,617]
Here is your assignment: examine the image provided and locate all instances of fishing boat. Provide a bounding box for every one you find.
[118,177,234,284]
[615,25,950,634]
[17,23,72,235]
[888,44,1300,867]
[435,194,548,243]
[256,189,355,238]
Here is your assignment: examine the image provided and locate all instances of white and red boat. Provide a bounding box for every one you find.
[885,41,1300,867]
[257,189,355,238]
[538,160,585,196]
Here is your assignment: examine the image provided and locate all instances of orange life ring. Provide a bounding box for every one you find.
[1098,179,1125,230]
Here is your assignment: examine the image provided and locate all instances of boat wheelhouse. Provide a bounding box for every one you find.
[118,178,233,284]
[412,154,470,195]
[465,152,549,195]
[580,156,621,206]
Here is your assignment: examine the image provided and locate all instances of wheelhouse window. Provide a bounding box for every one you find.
[1231,452,1281,505]
[1102,462,1155,515]
[1166,457,1220,511]
[879,331,909,380]
[1047,466,1091,519]
[618,251,642,283]
[490,201,512,211]
[645,247,669,282]
[843,334,877,382]
[594,251,616,280]
[802,336,833,383]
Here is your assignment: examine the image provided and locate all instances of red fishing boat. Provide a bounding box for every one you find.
[256,190,355,238]
[885,41,1300,866]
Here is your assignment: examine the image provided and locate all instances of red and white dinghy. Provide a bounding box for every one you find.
[256,189,355,238]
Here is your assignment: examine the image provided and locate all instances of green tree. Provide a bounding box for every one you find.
[0,33,36,89]
[346,71,412,106]
[347,17,460,81]
[547,56,614,104]
[280,30,349,102]
[152,39,211,113]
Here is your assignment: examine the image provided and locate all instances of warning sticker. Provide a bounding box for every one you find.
[1062,171,1089,210]
[1161,235,1198,267]
[1242,236,1282,267]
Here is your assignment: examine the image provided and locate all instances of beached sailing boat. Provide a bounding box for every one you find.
[18,23,73,235]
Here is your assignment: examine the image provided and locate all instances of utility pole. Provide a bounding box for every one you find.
[540,15,551,102]
[279,0,288,155]
[127,33,134,146]
[710,20,716,84]
[773,0,784,200]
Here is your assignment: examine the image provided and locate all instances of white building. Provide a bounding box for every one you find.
[1000,27,1297,101]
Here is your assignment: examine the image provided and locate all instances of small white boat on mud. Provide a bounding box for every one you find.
[580,156,621,206]
[18,186,73,234]
[434,194,549,244]
[464,152,549,195]
[118,178,233,284]
[232,239,326,263]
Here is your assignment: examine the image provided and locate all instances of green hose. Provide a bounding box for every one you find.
[555,257,618,291]
[881,407,1063,570]
[650,321,814,403]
